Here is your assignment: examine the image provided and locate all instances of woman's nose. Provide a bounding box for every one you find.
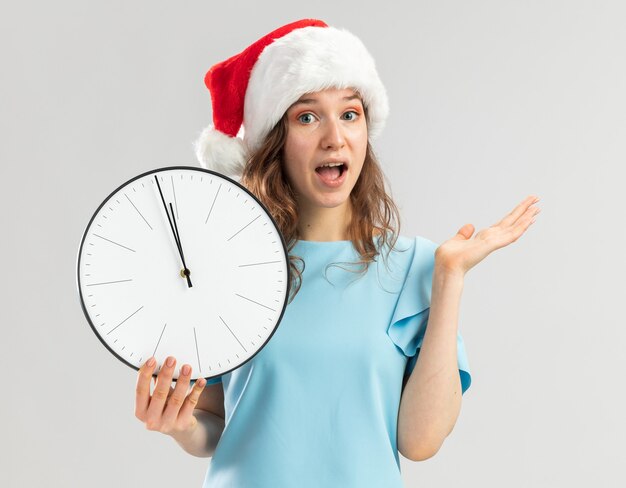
[320,118,346,150]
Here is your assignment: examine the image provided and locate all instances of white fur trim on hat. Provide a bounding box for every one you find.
[194,125,247,178]
[243,25,389,154]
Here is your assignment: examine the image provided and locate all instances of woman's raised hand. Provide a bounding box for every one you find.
[135,356,207,438]
[435,194,541,277]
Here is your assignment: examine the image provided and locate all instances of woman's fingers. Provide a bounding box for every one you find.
[177,376,207,424]
[135,357,156,421]
[146,356,177,420]
[161,364,194,427]
[134,356,209,436]
[496,195,540,228]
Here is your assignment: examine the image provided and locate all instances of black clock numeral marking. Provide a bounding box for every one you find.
[193,327,202,374]
[205,183,222,224]
[107,305,144,335]
[92,234,136,253]
[227,215,261,241]
[218,315,248,353]
[152,323,167,358]
[86,279,133,287]
[238,260,282,267]
[170,175,179,220]
[235,293,275,312]
[125,193,153,230]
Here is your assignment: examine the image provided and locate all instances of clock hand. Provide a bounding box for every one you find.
[169,202,193,288]
[154,175,193,288]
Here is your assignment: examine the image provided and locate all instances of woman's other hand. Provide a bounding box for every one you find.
[435,194,541,276]
[134,356,207,439]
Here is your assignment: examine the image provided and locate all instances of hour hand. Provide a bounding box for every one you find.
[154,175,193,288]
[169,202,192,288]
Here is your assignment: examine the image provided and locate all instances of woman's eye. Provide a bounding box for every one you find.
[342,111,358,121]
[298,113,314,124]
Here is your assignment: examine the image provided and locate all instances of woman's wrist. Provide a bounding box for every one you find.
[169,416,199,443]
[433,263,466,284]
[170,410,225,458]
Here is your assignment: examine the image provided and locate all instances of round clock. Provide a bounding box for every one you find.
[76,166,291,381]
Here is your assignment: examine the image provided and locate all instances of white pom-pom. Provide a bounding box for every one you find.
[194,125,248,178]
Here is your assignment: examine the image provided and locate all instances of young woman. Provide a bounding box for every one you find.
[134,19,540,487]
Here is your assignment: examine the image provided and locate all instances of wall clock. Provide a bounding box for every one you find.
[76,166,291,381]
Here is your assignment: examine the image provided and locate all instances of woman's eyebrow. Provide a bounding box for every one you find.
[290,94,362,108]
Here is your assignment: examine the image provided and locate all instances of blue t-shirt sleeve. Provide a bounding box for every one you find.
[386,236,472,394]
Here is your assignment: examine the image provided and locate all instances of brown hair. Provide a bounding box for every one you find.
[240,106,402,304]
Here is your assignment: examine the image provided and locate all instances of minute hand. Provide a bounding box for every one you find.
[154,175,193,288]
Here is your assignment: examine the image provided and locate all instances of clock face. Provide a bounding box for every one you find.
[76,166,290,381]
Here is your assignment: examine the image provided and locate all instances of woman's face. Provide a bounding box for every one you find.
[282,87,367,211]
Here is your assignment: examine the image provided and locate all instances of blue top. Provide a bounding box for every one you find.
[201,235,471,488]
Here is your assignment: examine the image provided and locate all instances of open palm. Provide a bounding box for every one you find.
[435,195,541,276]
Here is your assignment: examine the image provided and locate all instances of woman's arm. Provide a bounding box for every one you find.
[398,195,540,461]
[397,267,464,461]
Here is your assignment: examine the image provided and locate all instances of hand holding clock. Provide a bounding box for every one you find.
[135,355,207,439]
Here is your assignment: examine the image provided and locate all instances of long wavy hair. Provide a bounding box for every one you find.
[240,103,402,304]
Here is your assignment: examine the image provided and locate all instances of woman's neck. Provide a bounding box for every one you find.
[297,199,352,241]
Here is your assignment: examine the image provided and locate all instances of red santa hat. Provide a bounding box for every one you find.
[194,18,389,179]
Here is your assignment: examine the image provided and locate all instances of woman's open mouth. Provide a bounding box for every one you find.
[315,162,347,188]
